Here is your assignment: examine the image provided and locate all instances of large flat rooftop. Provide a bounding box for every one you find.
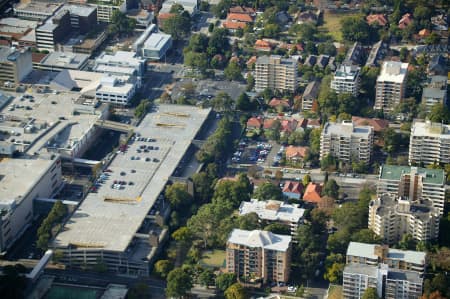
[0,157,56,208]
[411,121,450,138]
[323,121,373,138]
[53,105,211,252]
[379,165,445,185]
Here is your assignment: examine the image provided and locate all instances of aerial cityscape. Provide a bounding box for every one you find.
[0,0,448,298]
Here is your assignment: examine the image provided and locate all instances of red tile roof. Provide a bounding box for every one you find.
[255,39,273,51]
[280,119,298,133]
[399,13,413,29]
[366,14,388,26]
[247,117,263,128]
[303,182,322,203]
[268,98,290,108]
[226,13,254,23]
[263,118,276,129]
[223,21,247,30]
[285,146,309,159]
[282,180,304,194]
[351,116,389,133]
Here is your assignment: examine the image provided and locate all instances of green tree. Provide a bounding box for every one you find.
[109,11,136,36]
[324,262,344,283]
[302,174,311,187]
[212,92,233,112]
[199,269,215,287]
[322,179,339,199]
[207,28,230,56]
[264,223,291,235]
[254,182,283,201]
[184,51,208,72]
[225,283,247,299]
[238,212,261,230]
[321,154,337,171]
[216,273,237,291]
[362,287,379,299]
[192,172,215,202]
[317,42,336,56]
[166,268,193,298]
[246,74,255,91]
[224,61,243,81]
[172,227,193,244]
[235,92,254,111]
[162,12,191,40]
[154,260,173,279]
[382,128,400,154]
[428,103,450,123]
[134,99,151,118]
[341,16,371,43]
[165,183,193,209]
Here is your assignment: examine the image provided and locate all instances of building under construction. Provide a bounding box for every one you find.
[52,105,211,276]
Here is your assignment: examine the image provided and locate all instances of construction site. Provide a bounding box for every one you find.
[52,104,212,276]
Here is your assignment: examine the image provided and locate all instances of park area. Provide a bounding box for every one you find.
[200,250,226,269]
[320,11,360,41]
[327,284,343,299]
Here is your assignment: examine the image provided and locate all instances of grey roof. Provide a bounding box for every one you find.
[347,242,427,265]
[143,33,171,50]
[64,4,97,17]
[387,270,423,283]
[316,55,329,68]
[303,81,320,100]
[228,229,291,252]
[428,55,447,75]
[256,55,297,67]
[323,121,372,138]
[422,87,446,100]
[343,263,379,277]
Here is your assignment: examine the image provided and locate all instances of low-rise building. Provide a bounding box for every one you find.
[95,75,136,105]
[285,145,309,163]
[0,46,32,84]
[377,164,445,216]
[421,76,447,113]
[303,182,322,204]
[330,64,361,96]
[239,199,305,234]
[226,229,292,283]
[159,0,197,15]
[0,156,63,253]
[409,120,450,166]
[36,51,89,71]
[374,61,409,113]
[14,1,62,21]
[301,81,320,111]
[282,180,304,200]
[368,194,439,244]
[320,121,374,165]
[141,33,173,61]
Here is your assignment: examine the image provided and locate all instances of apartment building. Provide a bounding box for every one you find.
[368,194,439,244]
[377,165,446,216]
[36,9,72,50]
[421,76,447,113]
[374,61,409,113]
[255,55,298,93]
[0,46,32,84]
[238,199,305,235]
[0,156,63,253]
[346,242,427,273]
[302,80,320,111]
[320,121,374,165]
[330,64,361,96]
[226,229,292,283]
[343,263,385,299]
[90,0,127,23]
[343,242,426,299]
[409,121,450,166]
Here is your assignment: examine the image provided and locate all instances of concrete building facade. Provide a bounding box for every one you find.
[226,229,292,283]
[0,46,32,83]
[320,121,374,165]
[330,64,361,96]
[409,121,450,166]
[374,61,409,113]
[377,165,446,216]
[255,55,298,93]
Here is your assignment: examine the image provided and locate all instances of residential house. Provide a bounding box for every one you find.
[303,182,322,204]
[268,98,290,110]
[280,119,299,134]
[282,180,304,200]
[316,55,330,69]
[306,118,321,129]
[421,76,447,113]
[344,42,364,66]
[254,40,273,52]
[247,117,264,130]
[398,13,413,29]
[285,145,309,163]
[366,40,387,67]
[366,14,388,26]
[427,55,447,76]
[304,55,316,67]
[229,6,256,15]
[223,13,254,31]
[297,10,319,24]
[431,14,448,31]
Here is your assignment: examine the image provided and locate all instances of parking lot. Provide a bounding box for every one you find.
[231,140,273,165]
[171,78,246,102]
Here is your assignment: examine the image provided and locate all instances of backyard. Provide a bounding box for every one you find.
[200,250,226,269]
[319,11,360,41]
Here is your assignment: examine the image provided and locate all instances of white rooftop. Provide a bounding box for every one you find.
[40,52,89,70]
[323,121,373,138]
[0,158,56,208]
[239,199,305,223]
[95,51,144,69]
[411,121,450,138]
[228,229,292,252]
[377,61,408,84]
[347,242,426,265]
[143,33,172,51]
[53,105,211,252]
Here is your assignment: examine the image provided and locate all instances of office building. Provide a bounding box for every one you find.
[64,4,98,34]
[141,33,172,61]
[95,75,136,105]
[368,194,439,244]
[346,242,427,273]
[53,105,211,276]
[409,121,450,166]
[226,229,292,283]
[344,242,425,299]
[330,64,361,96]
[89,0,127,23]
[36,9,72,50]
[14,1,62,21]
[37,51,90,71]
[374,61,409,113]
[0,156,63,253]
[238,199,305,235]
[377,165,446,216]
[320,121,374,165]
[0,46,32,84]
[255,55,298,93]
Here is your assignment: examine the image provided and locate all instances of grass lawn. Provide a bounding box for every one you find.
[327,285,343,299]
[200,250,226,268]
[319,11,360,42]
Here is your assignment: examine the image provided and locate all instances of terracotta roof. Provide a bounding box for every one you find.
[306,118,321,128]
[158,13,176,21]
[223,21,247,30]
[229,6,255,15]
[246,56,257,66]
[247,117,263,128]
[226,13,253,23]
[268,98,290,108]
[399,13,413,29]
[351,116,389,133]
[255,39,273,50]
[280,119,298,133]
[263,118,276,129]
[303,182,322,203]
[418,29,431,37]
[282,180,304,194]
[366,14,388,26]
[285,145,309,159]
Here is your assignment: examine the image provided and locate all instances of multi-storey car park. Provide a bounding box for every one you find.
[53,105,211,276]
